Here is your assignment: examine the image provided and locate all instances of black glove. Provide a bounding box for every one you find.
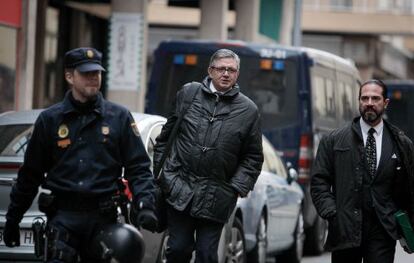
[4,220,20,247]
[135,209,158,232]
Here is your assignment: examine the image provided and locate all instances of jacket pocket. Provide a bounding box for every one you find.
[212,185,238,222]
[333,146,351,164]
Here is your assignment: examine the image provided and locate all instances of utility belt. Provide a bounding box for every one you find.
[38,191,127,214]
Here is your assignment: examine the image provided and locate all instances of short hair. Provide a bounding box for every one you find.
[359,79,388,100]
[64,68,75,74]
[209,49,240,70]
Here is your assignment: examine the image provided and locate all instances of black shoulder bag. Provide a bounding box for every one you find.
[153,82,200,232]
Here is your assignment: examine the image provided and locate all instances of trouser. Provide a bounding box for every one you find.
[165,204,224,263]
[45,209,117,263]
[331,209,396,263]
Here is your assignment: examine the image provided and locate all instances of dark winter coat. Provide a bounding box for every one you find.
[311,117,414,251]
[153,77,263,223]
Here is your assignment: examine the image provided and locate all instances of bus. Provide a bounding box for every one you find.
[384,80,414,141]
[145,39,361,254]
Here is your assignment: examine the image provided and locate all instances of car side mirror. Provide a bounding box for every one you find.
[286,162,298,184]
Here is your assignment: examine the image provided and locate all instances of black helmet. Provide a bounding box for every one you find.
[92,223,145,263]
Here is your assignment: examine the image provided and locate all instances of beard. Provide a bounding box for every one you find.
[360,106,384,125]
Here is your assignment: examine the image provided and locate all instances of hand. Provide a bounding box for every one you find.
[402,245,413,254]
[230,186,241,198]
[135,209,158,232]
[4,221,20,247]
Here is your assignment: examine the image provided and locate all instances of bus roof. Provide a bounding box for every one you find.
[156,39,303,58]
[156,39,360,80]
[300,47,359,76]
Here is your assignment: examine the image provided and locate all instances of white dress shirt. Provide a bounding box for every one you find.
[360,118,384,168]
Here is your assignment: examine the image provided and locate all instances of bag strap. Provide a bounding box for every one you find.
[154,82,200,179]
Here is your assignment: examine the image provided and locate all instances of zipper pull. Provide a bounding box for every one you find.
[214,93,220,103]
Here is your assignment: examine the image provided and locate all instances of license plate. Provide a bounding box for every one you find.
[0,229,35,247]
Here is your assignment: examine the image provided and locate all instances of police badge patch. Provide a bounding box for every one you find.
[58,124,69,138]
[102,126,110,135]
[131,122,140,137]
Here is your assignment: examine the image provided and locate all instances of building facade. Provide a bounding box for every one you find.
[2,0,413,112]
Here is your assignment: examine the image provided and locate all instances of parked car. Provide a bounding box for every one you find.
[0,110,304,263]
[239,136,304,263]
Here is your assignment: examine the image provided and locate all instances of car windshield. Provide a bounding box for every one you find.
[0,124,33,157]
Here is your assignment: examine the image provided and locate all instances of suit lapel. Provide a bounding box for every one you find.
[375,126,393,180]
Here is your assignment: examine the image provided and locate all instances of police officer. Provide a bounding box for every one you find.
[3,47,158,262]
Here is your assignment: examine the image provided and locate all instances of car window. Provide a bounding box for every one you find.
[261,154,270,173]
[0,125,33,157]
[273,151,288,180]
[262,137,287,179]
[262,138,278,174]
[146,123,164,172]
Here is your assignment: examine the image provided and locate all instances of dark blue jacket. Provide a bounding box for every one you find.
[7,92,155,223]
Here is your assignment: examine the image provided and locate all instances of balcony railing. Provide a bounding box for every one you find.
[303,0,414,15]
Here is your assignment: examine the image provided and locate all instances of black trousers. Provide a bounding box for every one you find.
[46,209,117,263]
[331,209,396,263]
[166,204,224,263]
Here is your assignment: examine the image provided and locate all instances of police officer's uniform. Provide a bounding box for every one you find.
[5,48,155,262]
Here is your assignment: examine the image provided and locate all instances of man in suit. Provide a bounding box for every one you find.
[311,79,414,263]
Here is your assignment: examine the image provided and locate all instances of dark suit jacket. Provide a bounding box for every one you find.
[368,124,401,240]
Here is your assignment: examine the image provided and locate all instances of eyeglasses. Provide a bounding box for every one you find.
[210,66,238,74]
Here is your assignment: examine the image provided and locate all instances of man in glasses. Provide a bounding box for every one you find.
[154,49,264,263]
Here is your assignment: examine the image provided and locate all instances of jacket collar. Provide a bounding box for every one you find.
[351,117,363,141]
[352,116,405,142]
[202,76,240,98]
[62,90,104,116]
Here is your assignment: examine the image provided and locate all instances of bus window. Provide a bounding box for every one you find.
[336,71,359,125]
[325,79,335,118]
[312,76,336,120]
[336,81,353,123]
[156,54,210,115]
[311,65,337,128]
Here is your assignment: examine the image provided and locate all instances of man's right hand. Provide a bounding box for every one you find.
[4,221,20,247]
[135,209,159,232]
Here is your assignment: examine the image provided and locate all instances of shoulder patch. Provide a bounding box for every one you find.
[131,122,140,137]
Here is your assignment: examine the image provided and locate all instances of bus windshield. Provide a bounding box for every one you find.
[150,53,299,130]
